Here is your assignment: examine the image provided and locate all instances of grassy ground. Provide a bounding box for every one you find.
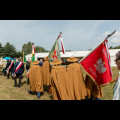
[101,67,119,100]
[0,70,52,100]
[0,67,119,100]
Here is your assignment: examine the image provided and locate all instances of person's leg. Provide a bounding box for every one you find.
[28,89,33,94]
[14,77,17,87]
[96,98,102,100]
[4,69,6,76]
[18,74,22,87]
[27,78,29,85]
[7,73,9,79]
[37,92,41,98]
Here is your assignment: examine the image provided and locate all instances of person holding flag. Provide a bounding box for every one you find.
[12,58,24,87]
[50,59,70,100]
[66,57,87,100]
[79,30,116,100]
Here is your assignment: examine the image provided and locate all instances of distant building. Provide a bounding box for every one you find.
[25,49,120,66]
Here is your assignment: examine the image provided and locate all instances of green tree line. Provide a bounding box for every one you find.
[109,45,120,49]
[0,41,48,58]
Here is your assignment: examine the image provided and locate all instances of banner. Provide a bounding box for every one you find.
[80,40,113,87]
[48,39,61,62]
[23,51,27,63]
[31,43,35,62]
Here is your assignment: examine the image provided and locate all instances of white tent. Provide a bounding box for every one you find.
[25,49,120,67]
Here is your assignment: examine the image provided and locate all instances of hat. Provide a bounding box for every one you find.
[44,56,49,61]
[31,61,39,65]
[67,57,79,62]
[50,59,62,65]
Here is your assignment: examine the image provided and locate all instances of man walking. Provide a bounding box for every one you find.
[5,58,14,79]
[12,58,24,88]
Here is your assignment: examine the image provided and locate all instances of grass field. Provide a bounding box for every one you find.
[0,67,119,100]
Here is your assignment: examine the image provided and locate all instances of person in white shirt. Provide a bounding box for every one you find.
[113,51,120,100]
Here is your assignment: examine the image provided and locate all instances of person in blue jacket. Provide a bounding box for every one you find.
[38,59,43,66]
[12,58,24,87]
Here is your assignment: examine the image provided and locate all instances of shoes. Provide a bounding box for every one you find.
[18,85,21,88]
[14,85,17,87]
[28,89,32,94]
[37,92,41,98]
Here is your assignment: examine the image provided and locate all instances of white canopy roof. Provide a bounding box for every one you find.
[26,49,120,59]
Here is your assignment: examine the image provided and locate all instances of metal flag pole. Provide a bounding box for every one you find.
[79,30,116,63]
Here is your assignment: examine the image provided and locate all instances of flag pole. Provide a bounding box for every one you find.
[22,49,24,63]
[79,30,116,63]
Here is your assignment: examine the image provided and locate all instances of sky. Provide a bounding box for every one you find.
[0,20,120,52]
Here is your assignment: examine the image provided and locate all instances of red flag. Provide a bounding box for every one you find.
[80,40,113,87]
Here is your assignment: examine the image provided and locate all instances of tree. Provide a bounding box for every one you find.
[109,45,120,49]
[22,41,32,55]
[4,42,17,58]
[35,46,47,53]
[22,42,47,55]
[27,42,32,54]
[16,51,22,58]
[0,42,4,57]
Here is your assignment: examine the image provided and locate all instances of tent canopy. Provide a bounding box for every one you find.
[3,57,14,60]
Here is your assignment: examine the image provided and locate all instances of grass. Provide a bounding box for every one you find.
[0,67,119,100]
[0,70,52,100]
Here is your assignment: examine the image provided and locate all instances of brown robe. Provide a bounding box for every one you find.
[66,63,87,100]
[43,61,51,86]
[85,75,103,99]
[29,65,44,93]
[51,65,70,100]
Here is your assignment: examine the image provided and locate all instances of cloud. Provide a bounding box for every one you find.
[111,38,120,44]
[113,31,120,37]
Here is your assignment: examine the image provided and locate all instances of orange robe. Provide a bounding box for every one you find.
[43,61,51,86]
[29,65,44,93]
[51,66,70,100]
[85,75,103,99]
[66,63,87,100]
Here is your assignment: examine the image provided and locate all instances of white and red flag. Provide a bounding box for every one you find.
[80,39,113,87]
[59,34,65,54]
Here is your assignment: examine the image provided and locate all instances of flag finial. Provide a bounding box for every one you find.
[105,30,116,40]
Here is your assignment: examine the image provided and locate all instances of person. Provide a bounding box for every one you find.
[5,58,14,79]
[2,60,7,76]
[42,56,51,93]
[38,59,43,66]
[12,58,24,87]
[26,59,31,84]
[66,57,87,100]
[113,51,120,100]
[85,75,103,100]
[28,61,44,98]
[50,59,69,100]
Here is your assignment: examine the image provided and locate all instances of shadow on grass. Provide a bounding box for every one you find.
[21,81,27,86]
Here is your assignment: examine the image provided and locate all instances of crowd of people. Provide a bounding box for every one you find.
[1,51,120,100]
